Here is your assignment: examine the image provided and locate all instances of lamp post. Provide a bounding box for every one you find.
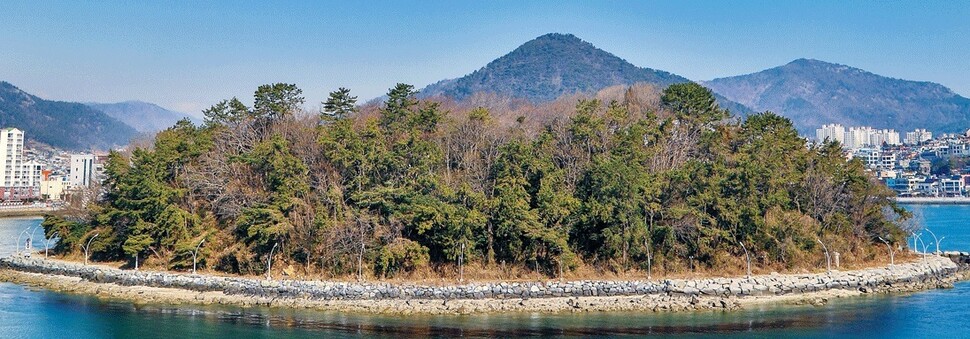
[739,241,751,279]
[266,242,279,280]
[458,241,464,283]
[44,231,59,258]
[926,229,941,255]
[916,235,929,262]
[192,239,205,274]
[877,236,895,266]
[28,225,41,252]
[83,233,99,265]
[816,238,831,274]
[16,228,29,255]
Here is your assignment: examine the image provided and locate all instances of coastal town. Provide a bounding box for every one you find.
[0,127,102,204]
[817,124,970,197]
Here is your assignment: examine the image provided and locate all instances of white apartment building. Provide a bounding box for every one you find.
[852,148,896,171]
[70,154,97,187]
[0,128,25,188]
[815,124,845,144]
[841,126,901,149]
[905,129,933,145]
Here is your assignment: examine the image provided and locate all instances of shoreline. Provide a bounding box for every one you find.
[896,197,970,205]
[0,255,964,315]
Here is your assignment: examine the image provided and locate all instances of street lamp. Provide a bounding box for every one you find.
[266,242,279,280]
[925,229,941,255]
[915,235,929,262]
[458,241,464,283]
[817,238,831,274]
[192,239,205,274]
[877,236,895,266]
[83,233,99,265]
[44,231,59,258]
[16,228,29,255]
[739,241,751,279]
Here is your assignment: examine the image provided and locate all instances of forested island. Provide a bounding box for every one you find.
[42,82,912,281]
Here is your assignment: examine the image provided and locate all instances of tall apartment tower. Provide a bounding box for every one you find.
[815,124,846,145]
[70,154,96,187]
[0,128,25,188]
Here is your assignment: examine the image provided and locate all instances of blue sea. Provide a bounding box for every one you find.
[0,205,967,338]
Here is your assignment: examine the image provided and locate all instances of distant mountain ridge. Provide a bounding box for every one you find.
[0,81,136,150]
[419,33,752,114]
[704,59,970,134]
[87,101,198,133]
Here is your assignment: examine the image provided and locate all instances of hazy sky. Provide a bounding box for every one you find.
[1,1,967,115]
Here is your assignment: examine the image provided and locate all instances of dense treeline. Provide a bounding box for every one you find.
[43,82,909,279]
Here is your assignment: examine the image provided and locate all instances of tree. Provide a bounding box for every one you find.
[322,87,358,120]
[203,98,250,126]
[253,83,304,120]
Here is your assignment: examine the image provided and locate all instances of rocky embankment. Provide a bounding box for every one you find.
[0,255,963,314]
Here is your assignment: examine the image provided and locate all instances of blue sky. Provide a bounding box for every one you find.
[1,1,967,115]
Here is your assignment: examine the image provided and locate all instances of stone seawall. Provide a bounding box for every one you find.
[0,255,959,302]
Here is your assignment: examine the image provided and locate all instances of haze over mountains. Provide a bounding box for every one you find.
[86,101,198,133]
[704,59,970,134]
[0,81,196,150]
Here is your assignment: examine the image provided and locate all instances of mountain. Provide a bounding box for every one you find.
[420,33,751,114]
[0,81,136,150]
[704,59,970,135]
[87,101,198,133]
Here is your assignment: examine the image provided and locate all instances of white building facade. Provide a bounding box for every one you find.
[70,154,97,188]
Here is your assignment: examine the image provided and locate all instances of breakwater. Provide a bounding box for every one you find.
[0,254,964,314]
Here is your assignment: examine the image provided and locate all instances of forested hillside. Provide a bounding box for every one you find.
[44,82,909,280]
[0,82,136,150]
[420,33,752,116]
[705,59,970,134]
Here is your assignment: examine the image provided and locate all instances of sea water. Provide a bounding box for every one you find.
[0,205,967,338]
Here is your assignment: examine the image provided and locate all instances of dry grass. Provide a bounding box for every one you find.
[41,242,926,285]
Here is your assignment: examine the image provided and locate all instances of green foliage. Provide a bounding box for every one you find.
[375,238,430,278]
[322,87,358,120]
[203,98,250,126]
[51,81,906,278]
[253,83,304,120]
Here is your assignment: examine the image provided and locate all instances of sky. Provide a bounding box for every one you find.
[1,1,968,116]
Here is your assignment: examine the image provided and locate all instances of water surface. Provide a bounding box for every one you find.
[0,206,967,338]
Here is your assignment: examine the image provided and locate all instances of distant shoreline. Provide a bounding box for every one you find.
[0,207,56,218]
[0,255,963,315]
[896,197,970,205]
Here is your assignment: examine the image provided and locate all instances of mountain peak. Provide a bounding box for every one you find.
[705,60,970,134]
[419,33,689,103]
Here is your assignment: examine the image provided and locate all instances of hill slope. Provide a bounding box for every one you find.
[87,101,198,133]
[420,33,751,114]
[704,59,970,134]
[0,82,136,150]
